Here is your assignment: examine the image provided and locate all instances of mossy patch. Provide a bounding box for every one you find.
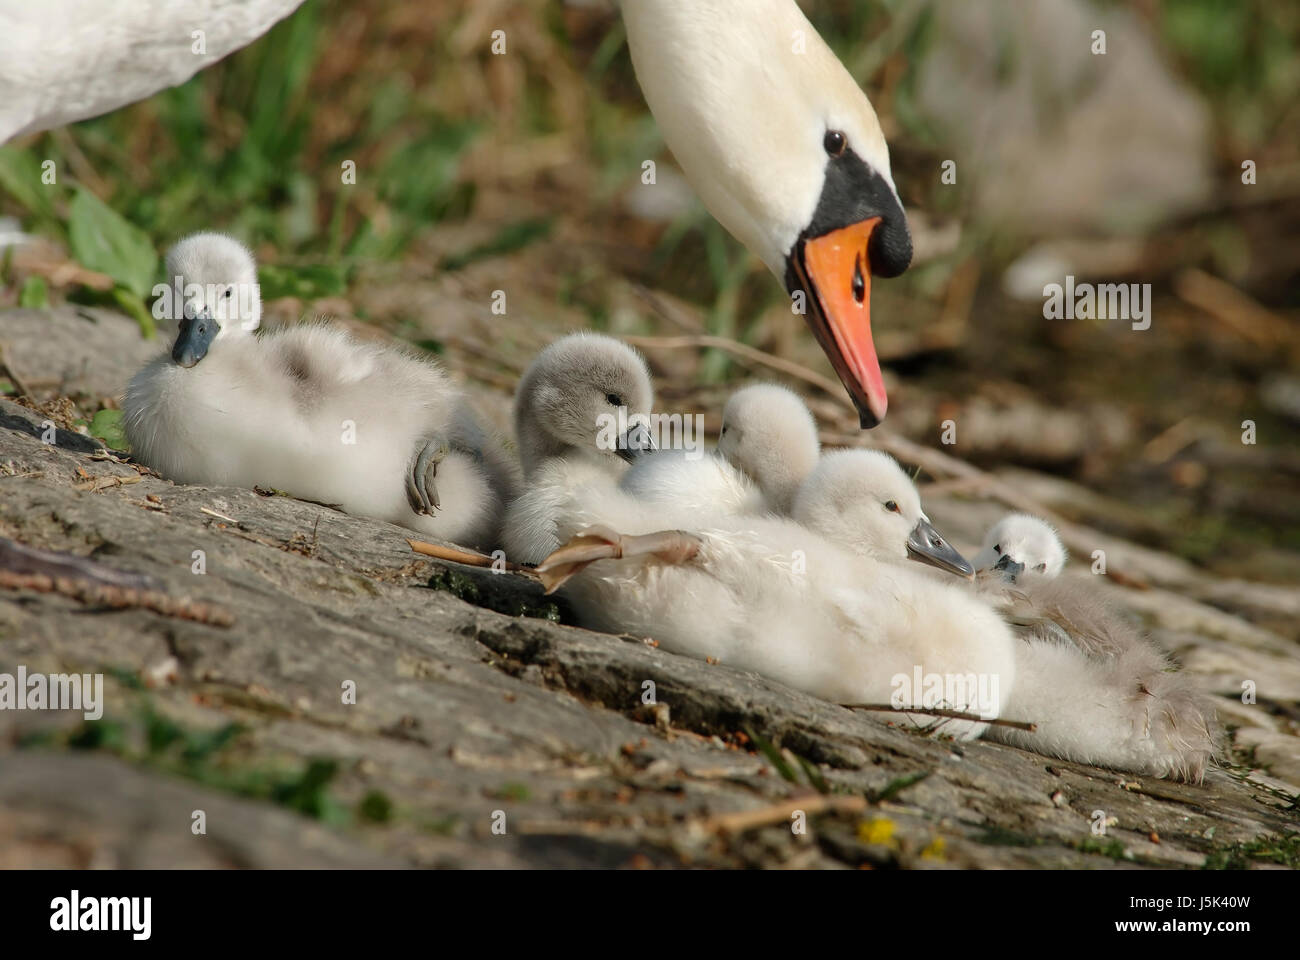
[25,702,349,825]
[427,564,563,622]
[1203,832,1300,870]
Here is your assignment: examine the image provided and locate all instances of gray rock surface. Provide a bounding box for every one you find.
[0,307,1296,869]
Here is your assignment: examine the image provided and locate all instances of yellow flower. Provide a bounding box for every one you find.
[858,817,896,846]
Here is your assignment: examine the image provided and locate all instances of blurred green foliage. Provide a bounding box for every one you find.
[17,274,47,308]
[0,0,488,318]
[1160,0,1300,144]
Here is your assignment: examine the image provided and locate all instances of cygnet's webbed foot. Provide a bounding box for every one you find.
[536,525,703,594]
[406,436,450,516]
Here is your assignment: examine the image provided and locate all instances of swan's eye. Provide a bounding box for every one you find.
[605,393,624,406]
[823,130,847,157]
[884,500,899,513]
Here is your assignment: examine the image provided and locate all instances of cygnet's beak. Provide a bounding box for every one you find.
[172,309,220,368]
[905,518,974,579]
[616,418,657,463]
[991,553,1025,583]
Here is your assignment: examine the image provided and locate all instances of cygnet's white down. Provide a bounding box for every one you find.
[540,448,1017,741]
[541,445,1218,780]
[974,512,1068,581]
[124,232,516,549]
[501,332,656,564]
[971,512,1218,781]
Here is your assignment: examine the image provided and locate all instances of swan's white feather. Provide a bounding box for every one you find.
[0,0,305,143]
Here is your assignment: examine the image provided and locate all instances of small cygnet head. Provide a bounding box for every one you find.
[515,332,656,477]
[974,513,1067,582]
[792,449,973,578]
[717,383,821,512]
[163,232,262,368]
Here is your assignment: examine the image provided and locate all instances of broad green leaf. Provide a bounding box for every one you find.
[68,188,157,298]
[88,408,129,452]
[18,275,48,309]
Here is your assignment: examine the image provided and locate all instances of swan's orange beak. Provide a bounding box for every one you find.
[791,217,887,428]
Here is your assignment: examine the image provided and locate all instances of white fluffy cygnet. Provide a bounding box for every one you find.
[501,332,656,564]
[123,232,516,549]
[617,382,821,522]
[974,512,1068,582]
[969,513,1216,780]
[716,383,821,512]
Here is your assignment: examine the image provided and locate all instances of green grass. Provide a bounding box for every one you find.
[0,1,485,326]
[492,782,531,802]
[1075,836,1132,861]
[439,216,554,272]
[869,770,932,804]
[1203,832,1300,870]
[25,702,351,825]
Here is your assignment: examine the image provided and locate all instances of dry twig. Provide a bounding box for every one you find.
[841,702,1037,733]
[702,794,868,835]
[0,568,234,626]
[73,474,142,492]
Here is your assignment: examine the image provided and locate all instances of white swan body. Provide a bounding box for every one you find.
[123,233,515,548]
[798,462,1215,779]
[0,1,306,143]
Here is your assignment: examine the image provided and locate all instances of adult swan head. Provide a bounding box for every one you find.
[621,0,912,428]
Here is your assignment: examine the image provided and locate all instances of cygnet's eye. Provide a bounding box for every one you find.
[823,129,847,157]
[994,544,1001,554]
[222,287,234,300]
[605,393,624,407]
[719,426,728,436]
[1036,562,1047,573]
[884,500,900,513]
